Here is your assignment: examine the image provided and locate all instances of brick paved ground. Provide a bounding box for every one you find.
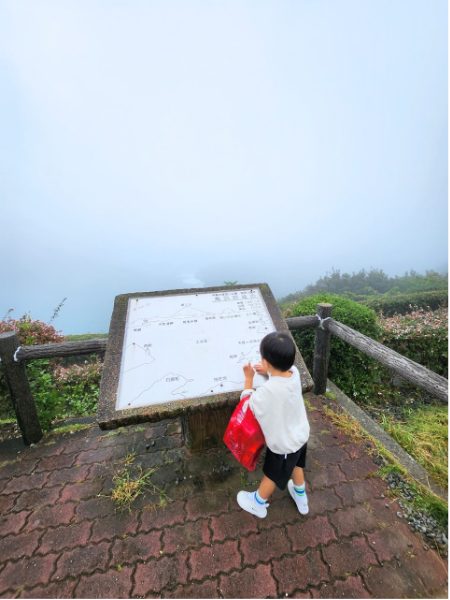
[0,393,447,598]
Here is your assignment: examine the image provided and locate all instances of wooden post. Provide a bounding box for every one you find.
[313,303,333,395]
[0,332,43,445]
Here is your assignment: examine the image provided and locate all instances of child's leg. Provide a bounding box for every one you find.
[292,466,305,486]
[237,475,275,518]
[236,448,284,518]
[257,475,277,500]
[288,466,308,515]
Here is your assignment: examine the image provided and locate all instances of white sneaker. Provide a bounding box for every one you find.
[237,491,269,519]
[288,480,309,515]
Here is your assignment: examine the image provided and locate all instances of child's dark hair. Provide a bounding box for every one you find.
[260,331,296,371]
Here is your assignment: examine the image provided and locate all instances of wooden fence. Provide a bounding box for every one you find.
[0,303,447,445]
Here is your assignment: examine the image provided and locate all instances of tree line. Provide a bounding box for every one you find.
[279,269,448,305]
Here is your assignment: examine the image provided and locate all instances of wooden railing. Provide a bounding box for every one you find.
[0,303,447,445]
[285,303,448,403]
[14,339,108,361]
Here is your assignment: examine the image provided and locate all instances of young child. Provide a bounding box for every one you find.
[237,331,310,519]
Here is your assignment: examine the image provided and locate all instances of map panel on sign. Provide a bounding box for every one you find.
[116,288,276,410]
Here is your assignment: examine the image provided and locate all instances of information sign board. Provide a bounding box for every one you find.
[97,283,312,429]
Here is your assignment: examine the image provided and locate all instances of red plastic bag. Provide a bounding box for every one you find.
[223,394,265,471]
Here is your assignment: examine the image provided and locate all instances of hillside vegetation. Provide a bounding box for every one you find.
[279,269,448,313]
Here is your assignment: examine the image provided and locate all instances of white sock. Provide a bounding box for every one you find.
[254,490,266,505]
[293,483,306,497]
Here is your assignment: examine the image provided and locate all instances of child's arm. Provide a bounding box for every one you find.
[243,363,255,390]
[242,363,265,422]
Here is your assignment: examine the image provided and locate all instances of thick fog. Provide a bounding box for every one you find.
[0,0,447,334]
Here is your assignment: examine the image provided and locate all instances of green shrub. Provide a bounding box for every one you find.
[0,315,100,430]
[53,360,101,417]
[291,293,382,402]
[11,358,102,431]
[379,308,448,377]
[363,290,448,316]
[0,316,64,422]
[27,360,65,430]
[0,314,64,345]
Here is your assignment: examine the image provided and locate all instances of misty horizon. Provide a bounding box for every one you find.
[2,264,447,336]
[1,1,447,335]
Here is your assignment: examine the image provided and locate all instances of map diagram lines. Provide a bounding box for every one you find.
[123,343,156,374]
[116,288,276,410]
[127,372,195,406]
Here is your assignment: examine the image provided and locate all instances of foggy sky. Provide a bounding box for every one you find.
[0,0,447,334]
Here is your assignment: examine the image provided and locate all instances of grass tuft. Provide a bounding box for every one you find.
[380,406,448,490]
[108,452,170,511]
[104,428,124,438]
[111,466,156,510]
[322,405,367,445]
[47,423,94,436]
[322,403,448,529]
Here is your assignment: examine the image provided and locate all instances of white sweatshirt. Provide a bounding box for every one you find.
[240,365,310,455]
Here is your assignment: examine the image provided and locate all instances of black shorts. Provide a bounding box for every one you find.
[263,443,308,490]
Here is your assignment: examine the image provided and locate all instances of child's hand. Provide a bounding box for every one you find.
[243,362,255,390]
[243,363,255,378]
[254,362,268,376]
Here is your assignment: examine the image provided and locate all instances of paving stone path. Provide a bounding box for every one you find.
[0,393,447,598]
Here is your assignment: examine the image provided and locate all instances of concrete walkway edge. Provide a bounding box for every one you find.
[326,379,447,500]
